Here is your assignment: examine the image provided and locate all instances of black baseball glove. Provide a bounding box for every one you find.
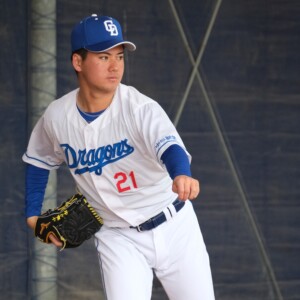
[34,193,103,250]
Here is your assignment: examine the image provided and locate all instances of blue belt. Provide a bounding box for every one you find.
[130,199,185,232]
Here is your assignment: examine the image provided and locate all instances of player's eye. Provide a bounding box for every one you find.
[117,54,124,61]
[99,55,109,61]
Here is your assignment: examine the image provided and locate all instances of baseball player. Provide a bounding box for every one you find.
[23,14,215,300]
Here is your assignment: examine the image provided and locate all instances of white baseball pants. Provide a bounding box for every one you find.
[94,200,215,300]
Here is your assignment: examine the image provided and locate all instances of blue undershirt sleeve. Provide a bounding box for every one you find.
[25,163,50,217]
[161,144,191,179]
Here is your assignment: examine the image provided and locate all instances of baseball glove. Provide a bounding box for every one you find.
[34,193,103,250]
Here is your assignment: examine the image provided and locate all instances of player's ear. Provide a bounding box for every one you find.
[72,53,83,72]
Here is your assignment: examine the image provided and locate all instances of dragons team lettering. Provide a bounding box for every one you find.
[60,139,134,175]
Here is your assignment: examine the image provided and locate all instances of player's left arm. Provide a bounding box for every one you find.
[161,144,200,201]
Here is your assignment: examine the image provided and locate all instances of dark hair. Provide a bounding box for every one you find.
[71,48,88,61]
[71,48,88,75]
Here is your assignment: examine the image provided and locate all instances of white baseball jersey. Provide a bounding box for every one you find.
[23,83,191,227]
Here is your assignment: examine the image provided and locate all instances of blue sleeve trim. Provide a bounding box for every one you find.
[25,163,50,217]
[156,140,175,156]
[24,152,62,168]
[161,144,191,179]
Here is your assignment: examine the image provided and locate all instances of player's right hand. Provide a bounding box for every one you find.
[27,216,63,248]
[48,235,63,247]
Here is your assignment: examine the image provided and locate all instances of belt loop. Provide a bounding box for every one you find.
[162,207,173,221]
[168,202,177,217]
[136,225,143,232]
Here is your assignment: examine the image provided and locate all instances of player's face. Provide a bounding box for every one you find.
[76,45,125,95]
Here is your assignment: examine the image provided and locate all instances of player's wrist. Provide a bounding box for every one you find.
[27,216,38,229]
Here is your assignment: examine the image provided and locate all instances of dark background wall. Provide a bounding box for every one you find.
[1,0,299,299]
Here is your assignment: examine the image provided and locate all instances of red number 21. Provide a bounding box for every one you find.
[114,171,138,193]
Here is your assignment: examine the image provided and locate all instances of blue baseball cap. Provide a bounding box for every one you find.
[71,14,136,52]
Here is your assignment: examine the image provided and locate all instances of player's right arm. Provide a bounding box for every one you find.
[25,163,63,247]
[25,163,49,218]
[25,163,48,230]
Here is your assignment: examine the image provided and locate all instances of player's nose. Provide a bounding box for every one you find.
[108,58,119,71]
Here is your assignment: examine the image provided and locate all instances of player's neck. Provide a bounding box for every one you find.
[77,89,114,113]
